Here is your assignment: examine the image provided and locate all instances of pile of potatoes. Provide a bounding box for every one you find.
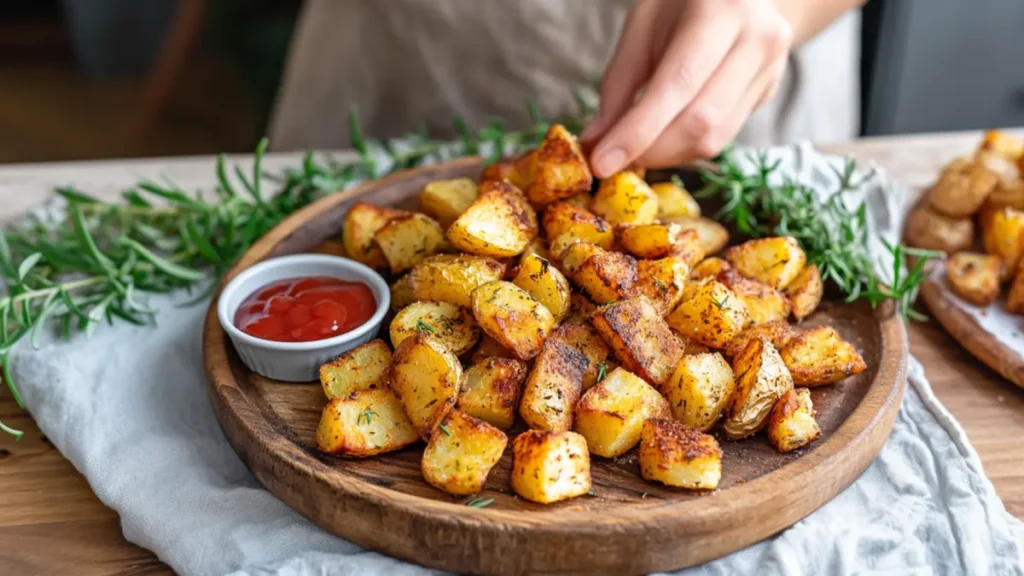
[315,124,868,504]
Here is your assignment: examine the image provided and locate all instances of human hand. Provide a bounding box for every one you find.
[581,0,794,177]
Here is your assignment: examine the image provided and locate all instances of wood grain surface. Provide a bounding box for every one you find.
[1,130,1023,575]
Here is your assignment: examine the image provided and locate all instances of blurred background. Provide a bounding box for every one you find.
[0,0,1022,164]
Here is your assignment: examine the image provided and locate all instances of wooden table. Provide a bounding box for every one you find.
[1,131,1023,575]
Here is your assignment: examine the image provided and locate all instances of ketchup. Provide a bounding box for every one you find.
[234,276,377,343]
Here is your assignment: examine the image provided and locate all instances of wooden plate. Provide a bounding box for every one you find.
[202,158,908,575]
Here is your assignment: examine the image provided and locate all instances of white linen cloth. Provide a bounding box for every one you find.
[10,143,1024,576]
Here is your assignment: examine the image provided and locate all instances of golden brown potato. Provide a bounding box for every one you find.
[723,320,797,358]
[373,213,447,274]
[980,130,1024,159]
[591,296,687,388]
[779,326,867,387]
[447,180,538,257]
[419,177,478,227]
[678,334,711,355]
[513,253,572,321]
[510,430,592,503]
[520,236,551,262]
[316,388,419,456]
[573,367,671,458]
[662,352,735,432]
[690,256,731,280]
[527,124,593,207]
[590,171,659,225]
[480,149,536,191]
[408,254,505,307]
[635,256,689,315]
[469,334,517,364]
[565,291,598,324]
[390,301,480,356]
[421,409,508,495]
[550,321,611,390]
[979,205,1024,279]
[519,338,588,431]
[724,236,807,290]
[470,280,556,360]
[786,264,823,321]
[639,419,721,490]
[767,388,821,453]
[723,337,794,440]
[389,274,416,313]
[1007,265,1024,313]
[562,191,593,210]
[945,252,1002,306]
[387,333,463,439]
[616,224,704,264]
[928,158,998,217]
[662,217,729,255]
[320,339,392,399]
[457,357,527,430]
[717,268,792,327]
[903,206,974,253]
[342,202,408,269]
[542,202,614,250]
[572,248,640,303]
[651,179,701,218]
[666,279,748,348]
[557,240,604,274]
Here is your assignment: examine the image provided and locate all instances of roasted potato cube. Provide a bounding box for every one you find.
[662,216,729,255]
[663,352,735,431]
[471,280,556,360]
[636,256,689,315]
[717,269,792,327]
[513,253,572,321]
[542,202,614,250]
[480,149,536,191]
[678,334,711,355]
[723,337,794,440]
[779,327,867,387]
[903,206,974,253]
[408,254,505,307]
[390,274,416,313]
[320,339,391,399]
[342,202,407,269]
[591,296,686,388]
[419,177,479,227]
[520,339,588,431]
[390,301,480,356]
[574,367,671,457]
[510,430,592,504]
[572,249,639,303]
[639,419,722,490]
[690,256,731,280]
[666,279,748,348]
[767,388,821,453]
[928,158,998,218]
[1007,265,1024,313]
[447,180,538,257]
[724,236,807,290]
[316,388,419,456]
[617,224,704,264]
[651,178,701,218]
[945,252,1002,305]
[562,191,592,210]
[372,213,446,274]
[724,320,796,358]
[520,236,550,262]
[785,264,823,321]
[550,321,611,390]
[387,334,463,439]
[566,292,597,323]
[457,357,527,430]
[980,205,1024,279]
[591,171,658,225]
[469,334,518,363]
[421,409,508,495]
[527,124,593,207]
[556,240,603,273]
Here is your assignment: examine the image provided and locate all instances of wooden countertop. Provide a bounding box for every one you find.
[1,131,1023,575]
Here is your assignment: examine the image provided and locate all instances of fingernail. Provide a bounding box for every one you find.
[594,148,626,177]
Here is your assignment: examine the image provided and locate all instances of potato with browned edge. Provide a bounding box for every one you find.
[447,180,538,257]
[928,157,998,218]
[469,334,517,363]
[663,352,735,431]
[635,256,689,315]
[387,333,463,439]
[511,430,592,504]
[527,124,592,207]
[690,256,731,280]
[639,419,722,490]
[724,236,806,290]
[513,253,572,321]
[571,248,640,303]
[457,357,527,430]
[591,296,686,388]
[320,339,391,399]
[390,301,480,356]
[480,149,536,191]
[945,252,1002,306]
[767,388,821,453]
[717,268,792,327]
[471,280,556,360]
[651,178,701,218]
[342,202,408,269]
[903,206,974,253]
[316,388,419,456]
[723,320,797,358]
[574,367,670,457]
[667,279,748,348]
[723,337,794,440]
[591,171,659,225]
[389,274,416,313]
[421,409,508,495]
[779,326,867,387]
[786,264,823,321]
[542,201,614,250]
[616,224,703,263]
[408,254,505,308]
[419,177,478,227]
[979,204,1024,280]
[663,216,729,255]
[520,338,588,431]
[373,213,446,274]
[550,321,610,390]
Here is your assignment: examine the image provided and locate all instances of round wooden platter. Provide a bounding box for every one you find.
[203,157,909,575]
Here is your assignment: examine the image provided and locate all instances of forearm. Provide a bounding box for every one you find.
[774,0,867,46]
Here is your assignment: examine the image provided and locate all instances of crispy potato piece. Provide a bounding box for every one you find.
[724,236,807,290]
[945,252,1002,306]
[481,149,536,191]
[986,179,1024,211]
[903,206,974,253]
[662,217,729,255]
[591,296,687,388]
[617,224,704,264]
[421,409,508,495]
[779,326,867,387]
[520,236,550,262]
[408,254,505,307]
[316,388,419,456]
[928,158,998,217]
[785,264,823,321]
[542,202,614,250]
[678,334,711,355]
[387,334,463,439]
[457,357,527,430]
[639,419,722,490]
[572,248,640,303]
[980,130,1024,159]
[520,339,588,431]
[562,191,592,210]
[651,179,701,218]
[390,301,480,356]
[690,257,731,280]
[419,177,479,227]
[663,352,735,431]
[723,337,794,440]
[566,291,597,323]
[723,320,796,358]
[591,171,659,225]
[471,280,556,360]
[717,269,792,327]
[320,339,391,399]
[666,279,748,348]
[636,256,689,315]
[469,334,518,364]
[1007,265,1024,313]
[557,240,603,273]
[527,124,593,207]
[574,367,670,457]
[980,205,1024,279]
[447,180,538,257]
[510,430,592,504]
[767,388,821,453]
[390,274,416,313]
[373,213,446,274]
[513,253,572,321]
[342,202,408,269]
[550,321,611,390]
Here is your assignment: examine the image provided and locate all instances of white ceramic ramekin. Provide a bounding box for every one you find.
[216,254,391,382]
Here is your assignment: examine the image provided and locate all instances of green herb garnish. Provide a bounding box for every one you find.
[415,319,435,334]
[438,423,452,437]
[710,295,729,309]
[596,361,608,383]
[356,409,378,426]
[466,497,495,508]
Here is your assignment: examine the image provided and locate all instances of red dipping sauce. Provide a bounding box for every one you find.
[234,276,377,343]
